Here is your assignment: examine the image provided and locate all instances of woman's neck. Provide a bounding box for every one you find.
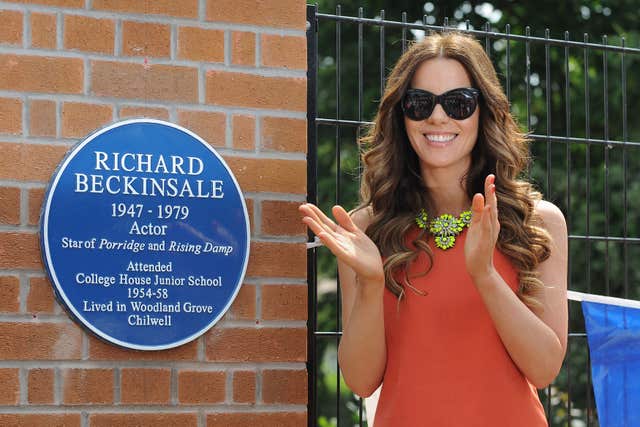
[421,166,471,216]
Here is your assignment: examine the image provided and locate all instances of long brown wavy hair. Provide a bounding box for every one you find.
[357,31,551,313]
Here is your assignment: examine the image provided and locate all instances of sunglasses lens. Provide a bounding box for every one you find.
[403,93,434,121]
[442,90,478,120]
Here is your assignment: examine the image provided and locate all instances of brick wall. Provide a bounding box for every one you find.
[0,1,308,426]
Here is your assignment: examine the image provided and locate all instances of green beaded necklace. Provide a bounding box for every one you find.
[415,208,472,250]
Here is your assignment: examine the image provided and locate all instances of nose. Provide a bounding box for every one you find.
[427,103,449,124]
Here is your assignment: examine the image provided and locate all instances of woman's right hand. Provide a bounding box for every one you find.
[299,203,385,286]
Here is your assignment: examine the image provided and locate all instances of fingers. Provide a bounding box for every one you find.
[299,206,336,243]
[471,192,494,228]
[484,173,496,195]
[299,203,361,234]
[299,203,338,234]
[332,205,358,232]
[316,230,351,259]
[491,185,498,224]
[485,174,498,224]
[301,215,329,238]
[481,174,498,222]
[484,174,494,206]
[471,192,484,213]
[471,193,484,226]
[299,206,351,260]
[307,226,351,261]
[299,212,344,249]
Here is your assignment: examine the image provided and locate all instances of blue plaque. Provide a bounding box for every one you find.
[40,119,250,350]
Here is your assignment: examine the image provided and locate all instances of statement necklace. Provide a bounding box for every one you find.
[415,208,472,250]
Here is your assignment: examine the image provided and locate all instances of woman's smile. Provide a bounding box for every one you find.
[423,132,459,146]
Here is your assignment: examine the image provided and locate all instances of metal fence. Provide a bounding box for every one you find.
[306,4,640,426]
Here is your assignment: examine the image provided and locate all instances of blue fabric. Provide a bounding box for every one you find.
[582,301,640,427]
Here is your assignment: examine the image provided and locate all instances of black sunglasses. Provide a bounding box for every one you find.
[401,87,481,121]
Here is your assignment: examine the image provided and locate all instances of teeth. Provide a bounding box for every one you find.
[425,134,456,142]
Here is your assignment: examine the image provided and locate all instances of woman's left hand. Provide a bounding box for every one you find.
[464,174,500,281]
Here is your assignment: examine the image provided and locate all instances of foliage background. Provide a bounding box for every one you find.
[309,1,640,426]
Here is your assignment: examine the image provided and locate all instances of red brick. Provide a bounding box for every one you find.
[0,55,83,94]
[28,368,55,404]
[31,13,57,49]
[245,198,254,234]
[232,370,255,403]
[0,232,42,270]
[263,369,307,404]
[206,0,305,30]
[0,414,81,427]
[177,110,225,147]
[88,335,198,360]
[92,61,198,103]
[0,10,22,46]
[178,27,224,62]
[261,34,306,70]
[205,327,306,362]
[92,0,198,18]
[29,99,56,137]
[262,285,307,321]
[262,117,306,153]
[121,368,171,404]
[64,15,115,54]
[0,369,19,404]
[225,157,305,194]
[62,102,113,138]
[28,187,45,225]
[122,21,170,58]
[0,323,81,359]
[226,283,255,320]
[247,242,306,278]
[0,142,68,182]
[261,200,306,236]
[231,31,255,66]
[0,97,22,135]
[207,412,306,427]
[206,70,305,111]
[119,105,169,121]
[62,368,113,404]
[178,370,225,404]
[27,276,56,313]
[232,114,254,150]
[0,276,20,312]
[91,414,197,427]
[0,186,20,225]
[3,0,83,6]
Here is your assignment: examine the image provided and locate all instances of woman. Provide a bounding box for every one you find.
[300,31,567,426]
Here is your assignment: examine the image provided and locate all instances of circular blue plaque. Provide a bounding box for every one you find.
[40,119,250,350]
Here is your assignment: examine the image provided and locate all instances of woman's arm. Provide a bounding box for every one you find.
[299,204,387,397]
[466,176,568,389]
[336,208,386,398]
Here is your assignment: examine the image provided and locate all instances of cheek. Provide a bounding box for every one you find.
[403,119,421,144]
[461,113,480,137]
[403,117,417,134]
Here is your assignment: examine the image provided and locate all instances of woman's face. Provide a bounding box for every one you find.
[403,57,480,175]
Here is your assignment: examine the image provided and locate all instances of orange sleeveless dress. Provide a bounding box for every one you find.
[373,229,548,426]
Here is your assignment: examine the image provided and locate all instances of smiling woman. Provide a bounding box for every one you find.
[300,31,568,426]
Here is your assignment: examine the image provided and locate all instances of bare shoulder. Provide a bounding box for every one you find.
[533,200,567,242]
[349,205,374,231]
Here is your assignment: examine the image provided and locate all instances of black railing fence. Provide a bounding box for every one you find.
[306,4,640,426]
